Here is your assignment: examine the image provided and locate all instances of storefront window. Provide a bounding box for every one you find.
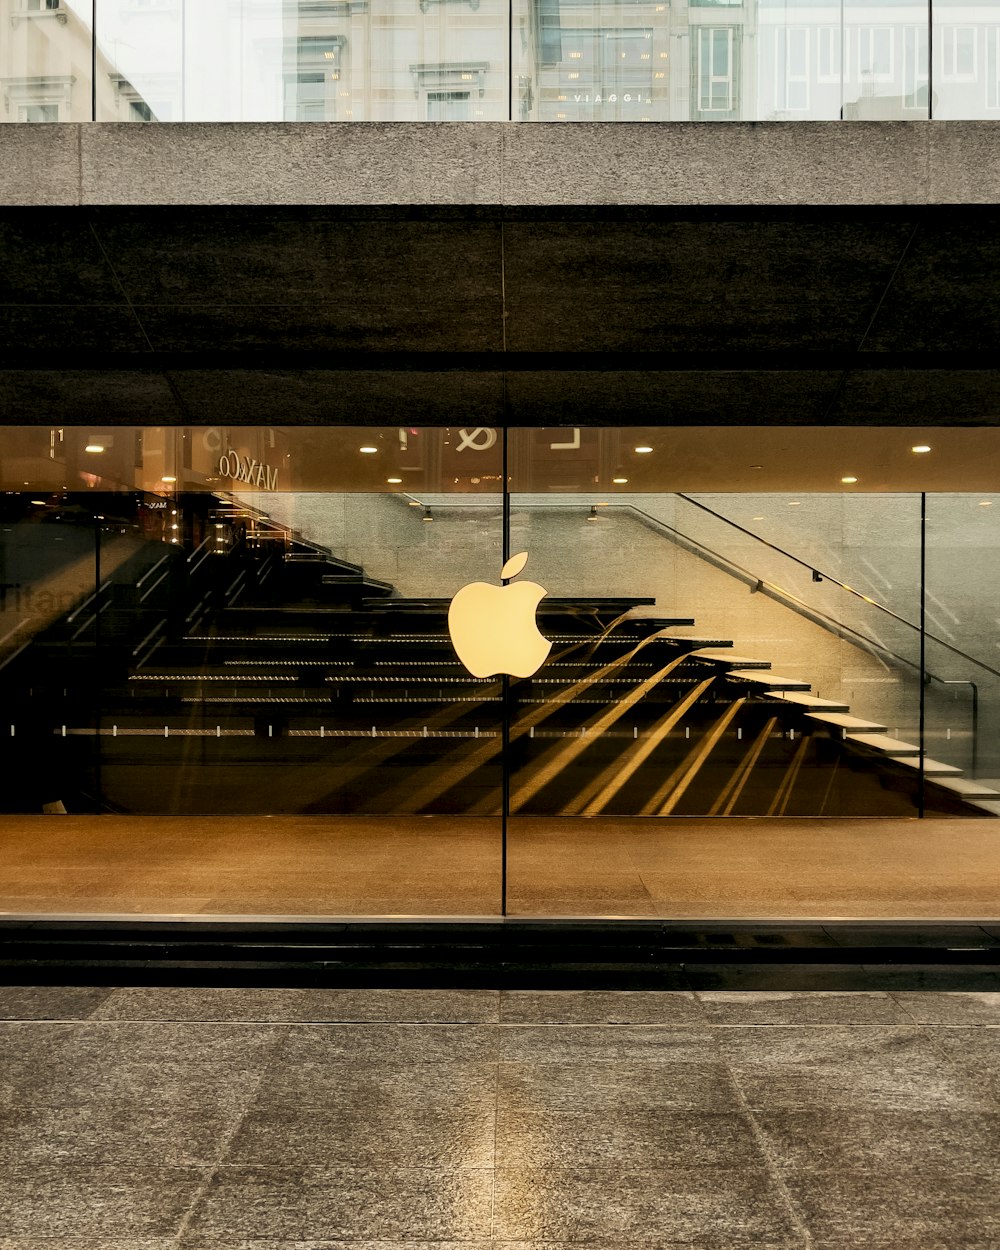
[0,423,998,920]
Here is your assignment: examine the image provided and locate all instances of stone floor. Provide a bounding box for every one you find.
[1,988,1000,1247]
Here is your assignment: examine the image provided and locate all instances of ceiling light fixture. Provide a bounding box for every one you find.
[161,475,177,484]
[911,444,932,454]
[85,444,105,454]
[422,507,433,522]
[587,506,599,521]
[634,445,653,454]
[841,476,858,484]
[612,477,629,484]
[386,477,403,484]
[360,446,378,455]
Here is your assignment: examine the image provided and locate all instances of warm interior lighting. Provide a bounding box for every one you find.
[841,475,858,484]
[911,444,932,454]
[612,476,629,484]
[634,445,653,454]
[788,500,801,506]
[422,507,433,522]
[161,475,177,483]
[386,477,403,484]
[84,444,104,453]
[980,500,993,506]
[359,446,378,454]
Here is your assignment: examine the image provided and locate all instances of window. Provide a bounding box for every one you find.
[427,90,472,120]
[17,103,59,121]
[902,24,928,110]
[697,27,735,112]
[817,26,840,84]
[129,101,154,122]
[988,27,1000,109]
[23,0,61,10]
[940,26,977,83]
[775,27,809,111]
[857,26,893,83]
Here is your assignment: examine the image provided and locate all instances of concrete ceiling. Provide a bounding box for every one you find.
[1,204,1000,427]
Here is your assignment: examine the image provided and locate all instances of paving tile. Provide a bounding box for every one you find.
[497,1106,759,1170]
[698,990,910,1025]
[226,1104,494,1168]
[719,1025,991,1110]
[785,1168,1000,1245]
[498,1024,717,1064]
[0,1163,202,1238]
[493,1165,799,1243]
[94,987,500,1023]
[187,1165,493,1241]
[755,1107,1000,1176]
[499,1059,741,1113]
[924,1027,1000,1101]
[278,1023,498,1064]
[500,990,704,1025]
[257,1058,496,1113]
[0,987,117,1020]
[0,1102,235,1167]
[892,991,1000,1025]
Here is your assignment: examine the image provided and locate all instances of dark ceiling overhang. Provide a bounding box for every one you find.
[2,203,999,426]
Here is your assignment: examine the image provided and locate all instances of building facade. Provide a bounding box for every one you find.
[1,1,1000,923]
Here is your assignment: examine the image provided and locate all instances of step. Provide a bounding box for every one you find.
[774,692,851,712]
[805,712,889,733]
[844,733,922,756]
[892,756,965,776]
[929,777,1000,800]
[690,650,766,668]
[727,671,811,691]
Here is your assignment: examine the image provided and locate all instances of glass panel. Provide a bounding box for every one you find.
[0,0,94,122]
[924,491,1000,817]
[95,0,510,121]
[934,0,995,118]
[0,425,503,917]
[506,425,939,919]
[843,0,929,119]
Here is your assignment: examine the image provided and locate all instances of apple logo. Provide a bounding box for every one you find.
[448,551,552,679]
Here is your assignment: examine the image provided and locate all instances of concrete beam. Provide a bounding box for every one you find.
[0,121,998,207]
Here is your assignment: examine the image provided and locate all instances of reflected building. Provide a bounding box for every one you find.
[3,0,1000,122]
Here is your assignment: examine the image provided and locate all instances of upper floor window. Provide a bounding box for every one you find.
[940,26,977,82]
[697,27,735,112]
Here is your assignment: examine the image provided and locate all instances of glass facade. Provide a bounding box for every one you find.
[0,422,999,919]
[0,0,998,122]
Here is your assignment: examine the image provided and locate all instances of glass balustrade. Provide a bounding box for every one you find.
[1,0,996,123]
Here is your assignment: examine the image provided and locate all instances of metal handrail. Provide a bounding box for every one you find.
[669,493,1000,682]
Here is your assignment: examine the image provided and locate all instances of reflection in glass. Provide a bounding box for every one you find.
[515,0,932,122]
[0,0,94,122]
[91,0,510,122]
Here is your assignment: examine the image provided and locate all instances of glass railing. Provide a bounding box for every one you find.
[0,0,996,124]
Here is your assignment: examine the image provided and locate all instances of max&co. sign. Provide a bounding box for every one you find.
[217,453,279,491]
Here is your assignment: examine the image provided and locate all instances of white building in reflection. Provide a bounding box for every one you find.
[1,0,999,122]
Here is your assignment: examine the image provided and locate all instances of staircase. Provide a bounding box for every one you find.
[7,520,999,818]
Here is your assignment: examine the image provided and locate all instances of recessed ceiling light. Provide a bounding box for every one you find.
[752,515,764,520]
[360,446,378,454]
[161,475,177,483]
[788,501,801,506]
[85,444,105,454]
[612,477,629,484]
[30,500,46,506]
[749,464,763,470]
[386,477,403,484]
[634,445,653,454]
[911,444,932,454]
[980,500,993,507]
[841,475,858,484]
